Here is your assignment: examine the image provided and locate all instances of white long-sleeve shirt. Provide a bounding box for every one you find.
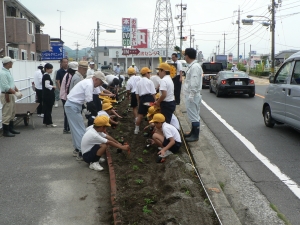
[34,70,43,90]
[67,78,94,104]
[183,60,203,97]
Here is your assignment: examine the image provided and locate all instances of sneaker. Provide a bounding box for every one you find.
[54,101,58,108]
[89,162,104,171]
[37,114,41,117]
[99,157,106,163]
[40,114,44,118]
[161,150,173,158]
[63,129,70,134]
[76,154,83,161]
[134,127,139,134]
[73,149,79,157]
[50,124,57,127]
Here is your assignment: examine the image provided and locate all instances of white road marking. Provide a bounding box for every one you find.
[202,100,300,199]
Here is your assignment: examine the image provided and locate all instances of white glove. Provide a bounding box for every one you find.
[15,92,23,99]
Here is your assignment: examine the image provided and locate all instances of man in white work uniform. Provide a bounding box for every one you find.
[183,48,203,142]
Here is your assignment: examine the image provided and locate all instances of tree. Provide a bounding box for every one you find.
[174,46,181,53]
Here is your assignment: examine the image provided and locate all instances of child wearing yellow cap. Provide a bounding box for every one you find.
[149,113,181,163]
[81,116,130,171]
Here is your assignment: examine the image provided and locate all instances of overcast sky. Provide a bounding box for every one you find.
[19,0,300,59]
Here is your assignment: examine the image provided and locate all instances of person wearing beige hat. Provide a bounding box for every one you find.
[0,56,22,137]
[64,70,108,160]
[60,61,78,133]
[69,61,88,91]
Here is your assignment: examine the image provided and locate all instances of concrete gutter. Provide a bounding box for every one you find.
[175,93,284,225]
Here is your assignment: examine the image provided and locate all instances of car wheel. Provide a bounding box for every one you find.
[263,106,275,128]
[209,85,213,93]
[215,88,221,97]
[249,93,255,98]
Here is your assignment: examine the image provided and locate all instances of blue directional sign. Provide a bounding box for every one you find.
[41,42,64,60]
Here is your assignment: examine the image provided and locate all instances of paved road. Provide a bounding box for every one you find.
[0,104,111,225]
[201,77,300,224]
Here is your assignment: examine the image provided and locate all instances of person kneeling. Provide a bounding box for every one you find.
[81,115,129,171]
[150,113,181,163]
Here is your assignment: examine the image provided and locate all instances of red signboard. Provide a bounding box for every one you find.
[133,29,150,48]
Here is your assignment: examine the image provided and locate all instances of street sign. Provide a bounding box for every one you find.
[122,18,131,47]
[122,48,140,55]
[41,42,64,60]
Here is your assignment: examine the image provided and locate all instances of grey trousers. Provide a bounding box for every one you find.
[54,88,60,101]
[184,93,201,123]
[64,100,85,151]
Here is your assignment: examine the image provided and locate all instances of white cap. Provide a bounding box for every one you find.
[2,56,15,64]
[89,61,95,65]
[68,62,78,70]
[117,63,120,66]
[39,62,46,67]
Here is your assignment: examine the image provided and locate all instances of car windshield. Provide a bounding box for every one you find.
[202,63,223,73]
[222,72,248,79]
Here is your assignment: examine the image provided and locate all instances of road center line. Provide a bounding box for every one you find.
[202,100,300,199]
[255,93,265,99]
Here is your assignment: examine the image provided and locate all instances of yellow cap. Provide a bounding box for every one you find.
[102,103,113,111]
[140,67,152,75]
[94,115,111,127]
[155,63,170,72]
[149,113,165,123]
[102,99,111,104]
[127,67,136,75]
[147,106,159,115]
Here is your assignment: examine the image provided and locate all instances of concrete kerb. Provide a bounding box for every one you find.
[175,100,242,225]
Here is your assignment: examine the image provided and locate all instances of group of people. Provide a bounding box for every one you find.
[1,47,203,171]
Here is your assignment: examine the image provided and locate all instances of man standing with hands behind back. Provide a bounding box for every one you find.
[55,58,68,107]
[171,53,183,105]
[0,56,22,137]
[183,48,203,142]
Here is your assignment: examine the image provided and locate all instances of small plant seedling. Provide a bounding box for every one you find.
[132,165,139,171]
[143,149,148,154]
[144,198,154,205]
[135,179,144,184]
[137,158,143,163]
[185,189,190,195]
[219,182,225,191]
[142,205,152,214]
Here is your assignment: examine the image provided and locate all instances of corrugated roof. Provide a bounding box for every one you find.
[275,50,300,59]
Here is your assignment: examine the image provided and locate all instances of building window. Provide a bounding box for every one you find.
[28,21,33,34]
[104,52,109,56]
[21,50,27,60]
[8,47,18,59]
[104,61,107,65]
[31,52,35,61]
[6,6,16,17]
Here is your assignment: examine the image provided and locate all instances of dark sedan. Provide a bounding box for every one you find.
[209,71,255,97]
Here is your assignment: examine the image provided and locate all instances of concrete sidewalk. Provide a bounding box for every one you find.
[0,103,111,225]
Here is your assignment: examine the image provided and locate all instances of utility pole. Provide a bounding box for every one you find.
[244,43,245,62]
[247,44,251,74]
[57,10,64,42]
[235,6,242,63]
[218,40,220,55]
[189,28,192,48]
[175,1,187,59]
[223,33,227,55]
[271,0,275,75]
[180,0,183,58]
[74,41,80,61]
[96,21,99,69]
[93,29,96,61]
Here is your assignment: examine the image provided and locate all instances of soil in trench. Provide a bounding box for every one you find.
[108,92,219,225]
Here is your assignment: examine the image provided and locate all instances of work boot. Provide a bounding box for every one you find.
[185,122,200,142]
[9,121,20,134]
[3,124,15,137]
[183,126,193,138]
